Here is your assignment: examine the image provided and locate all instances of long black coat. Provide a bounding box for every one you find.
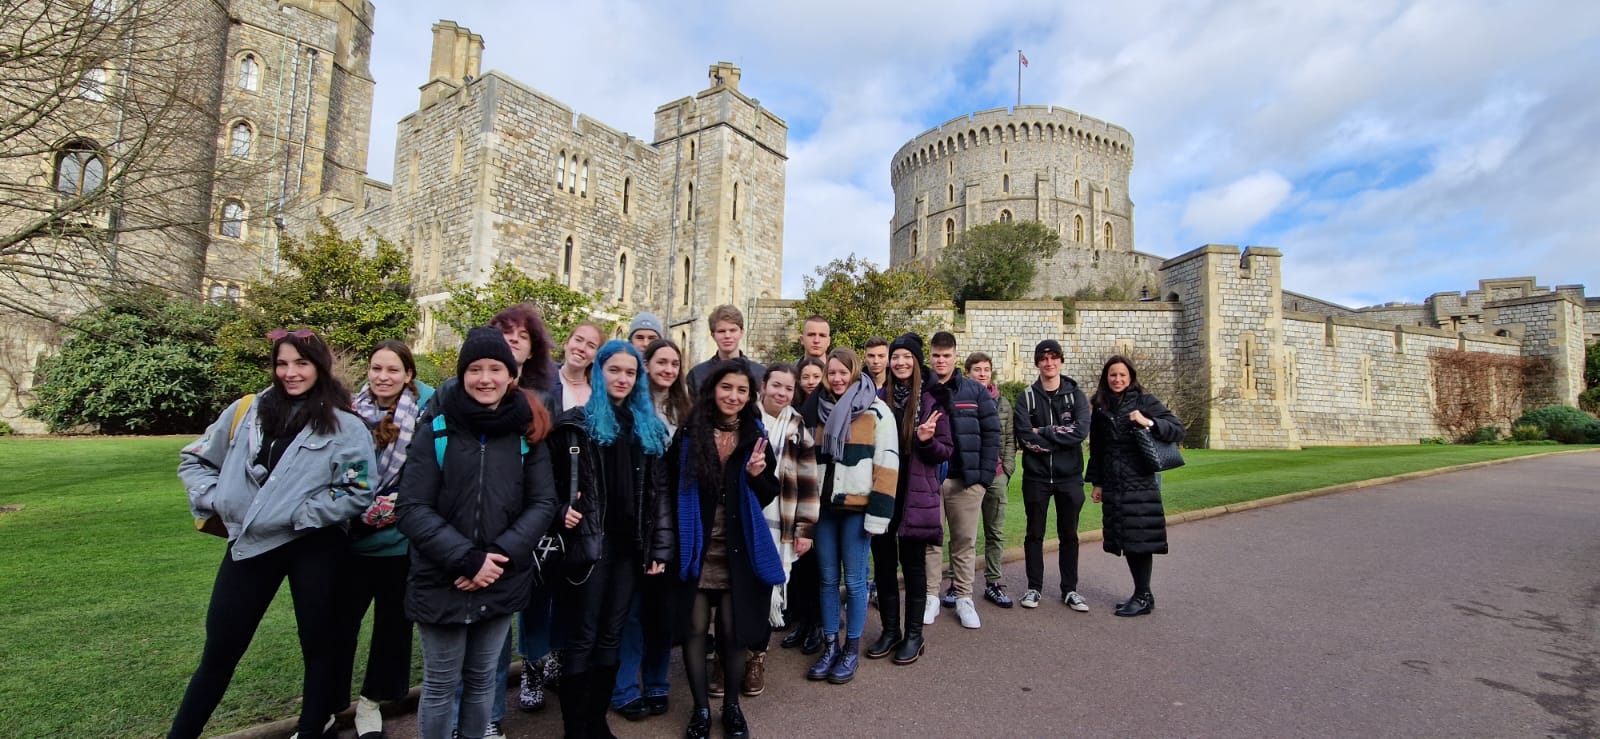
[545,405,674,568]
[1085,390,1184,556]
[395,388,558,625]
[662,423,779,648]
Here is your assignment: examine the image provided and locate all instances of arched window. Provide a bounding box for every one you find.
[561,236,575,286]
[579,159,588,197]
[238,54,260,91]
[728,256,738,302]
[948,184,954,202]
[1074,179,1081,199]
[910,228,918,257]
[227,284,241,303]
[681,257,692,306]
[999,209,1013,224]
[616,254,628,301]
[622,177,631,214]
[54,141,105,196]
[78,67,107,101]
[732,182,739,221]
[945,218,956,247]
[1002,174,1010,193]
[948,160,954,175]
[219,199,245,238]
[1003,149,1009,164]
[686,182,694,220]
[566,155,577,193]
[1074,215,1084,243]
[1104,222,1113,248]
[555,150,565,190]
[208,284,224,303]
[229,122,252,159]
[689,140,696,160]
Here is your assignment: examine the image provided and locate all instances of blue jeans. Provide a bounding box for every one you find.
[815,508,871,639]
[418,614,513,739]
[520,584,563,659]
[611,591,671,707]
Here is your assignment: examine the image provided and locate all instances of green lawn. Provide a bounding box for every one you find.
[0,437,1588,737]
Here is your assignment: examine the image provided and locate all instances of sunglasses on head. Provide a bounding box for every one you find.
[266,328,315,341]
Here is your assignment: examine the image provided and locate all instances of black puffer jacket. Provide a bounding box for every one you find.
[546,404,674,569]
[396,385,558,625]
[928,369,1000,488]
[1013,377,1091,484]
[1085,390,1184,556]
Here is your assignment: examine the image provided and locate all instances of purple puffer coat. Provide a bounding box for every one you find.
[885,389,953,542]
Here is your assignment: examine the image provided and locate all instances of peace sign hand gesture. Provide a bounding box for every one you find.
[746,438,768,477]
[917,410,942,442]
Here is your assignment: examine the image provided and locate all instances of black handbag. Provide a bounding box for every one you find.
[556,443,604,584]
[531,444,578,579]
[1132,425,1185,472]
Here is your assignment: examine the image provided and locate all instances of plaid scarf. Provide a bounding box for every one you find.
[353,384,420,493]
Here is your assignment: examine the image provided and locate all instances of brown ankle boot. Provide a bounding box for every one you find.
[741,650,766,697]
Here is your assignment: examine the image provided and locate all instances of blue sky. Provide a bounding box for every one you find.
[362,0,1600,308]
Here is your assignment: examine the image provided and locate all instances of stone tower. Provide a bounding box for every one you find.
[652,62,788,358]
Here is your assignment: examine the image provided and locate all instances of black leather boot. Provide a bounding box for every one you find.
[805,635,839,680]
[800,625,824,655]
[587,665,620,739]
[892,622,925,665]
[1114,592,1154,617]
[559,670,588,739]
[864,621,900,659]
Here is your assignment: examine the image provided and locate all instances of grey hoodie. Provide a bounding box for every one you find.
[180,391,377,560]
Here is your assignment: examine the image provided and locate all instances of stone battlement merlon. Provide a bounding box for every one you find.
[891,105,1133,181]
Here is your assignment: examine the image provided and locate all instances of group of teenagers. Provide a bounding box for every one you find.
[170,302,1185,739]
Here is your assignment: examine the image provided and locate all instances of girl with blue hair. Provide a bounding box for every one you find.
[545,339,674,738]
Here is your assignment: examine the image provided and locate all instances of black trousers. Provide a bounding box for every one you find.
[554,539,638,676]
[331,552,413,703]
[785,549,820,629]
[168,527,346,739]
[1023,478,1086,592]
[870,531,928,632]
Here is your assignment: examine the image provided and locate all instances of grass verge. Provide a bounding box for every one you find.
[0,437,1588,737]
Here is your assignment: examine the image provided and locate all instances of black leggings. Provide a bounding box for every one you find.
[169,527,346,739]
[684,589,743,710]
[332,552,412,703]
[785,549,820,630]
[1126,552,1153,594]
[870,532,927,632]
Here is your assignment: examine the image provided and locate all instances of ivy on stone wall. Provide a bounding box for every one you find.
[1429,349,1549,442]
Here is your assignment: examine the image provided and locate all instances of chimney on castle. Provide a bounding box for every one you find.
[421,20,484,108]
[708,61,741,91]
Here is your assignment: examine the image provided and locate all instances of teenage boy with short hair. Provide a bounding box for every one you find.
[963,352,1016,608]
[686,304,766,393]
[1012,339,1090,610]
[862,337,889,389]
[801,315,832,360]
[922,332,1000,629]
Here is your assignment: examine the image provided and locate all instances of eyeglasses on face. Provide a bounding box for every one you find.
[266,328,315,341]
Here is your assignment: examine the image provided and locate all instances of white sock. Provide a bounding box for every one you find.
[355,695,383,735]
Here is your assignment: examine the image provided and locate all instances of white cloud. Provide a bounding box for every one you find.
[1180,172,1294,238]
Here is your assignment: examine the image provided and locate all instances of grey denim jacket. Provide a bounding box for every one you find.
[180,392,377,560]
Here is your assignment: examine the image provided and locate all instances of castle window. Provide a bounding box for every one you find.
[567,155,577,193]
[219,199,245,239]
[555,150,566,190]
[732,182,739,221]
[686,183,694,221]
[910,228,918,257]
[1104,222,1113,248]
[616,253,628,301]
[1003,149,1009,164]
[728,256,738,303]
[622,177,631,214]
[91,0,114,18]
[682,256,692,307]
[948,160,954,175]
[1002,174,1010,193]
[999,209,1013,224]
[78,67,107,101]
[948,183,954,202]
[689,140,696,160]
[1074,179,1081,199]
[562,237,575,286]
[580,160,588,197]
[228,122,252,159]
[54,141,105,196]
[227,284,240,303]
[945,218,955,247]
[208,284,224,303]
[238,54,260,92]
[1074,215,1084,243]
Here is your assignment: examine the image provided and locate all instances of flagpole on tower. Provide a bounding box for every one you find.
[1017,49,1022,107]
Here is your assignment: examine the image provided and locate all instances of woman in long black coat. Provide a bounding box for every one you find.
[1085,355,1184,618]
[664,360,781,739]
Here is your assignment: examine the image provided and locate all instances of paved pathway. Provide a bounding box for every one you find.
[374,452,1600,738]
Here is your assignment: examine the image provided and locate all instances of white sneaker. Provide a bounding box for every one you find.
[1064,591,1089,612]
[955,597,981,629]
[484,720,506,739]
[923,596,940,625]
[1020,589,1041,608]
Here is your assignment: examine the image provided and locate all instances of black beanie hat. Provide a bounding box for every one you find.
[457,327,520,380]
[889,332,925,365]
[1034,339,1063,364]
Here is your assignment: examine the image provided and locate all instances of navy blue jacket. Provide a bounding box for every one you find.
[928,368,1000,488]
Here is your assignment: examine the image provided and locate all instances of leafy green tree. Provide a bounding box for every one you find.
[26,290,241,433]
[433,263,610,349]
[936,221,1062,308]
[1586,341,1599,388]
[216,222,418,389]
[783,256,950,359]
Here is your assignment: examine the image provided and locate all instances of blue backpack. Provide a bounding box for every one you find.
[431,414,528,466]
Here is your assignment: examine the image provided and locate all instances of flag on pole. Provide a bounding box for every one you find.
[1019,50,1029,67]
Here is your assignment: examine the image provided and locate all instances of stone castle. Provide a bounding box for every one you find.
[1,3,1595,443]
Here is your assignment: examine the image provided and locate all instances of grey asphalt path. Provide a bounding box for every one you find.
[373,452,1600,738]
